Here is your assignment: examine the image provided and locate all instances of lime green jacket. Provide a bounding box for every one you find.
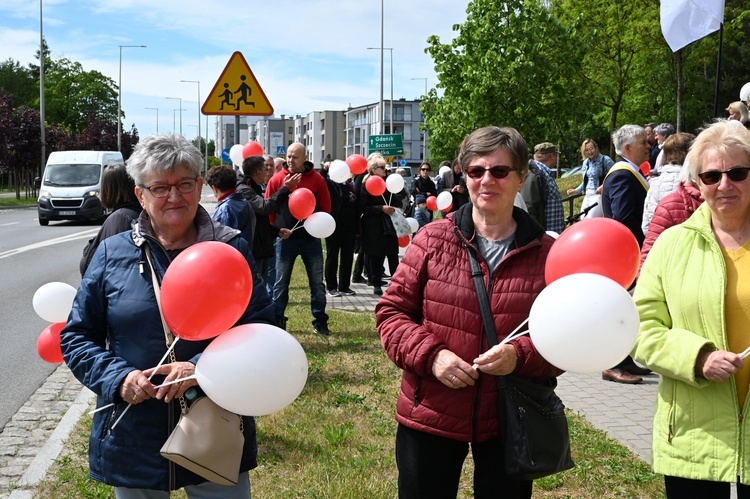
[633,203,750,484]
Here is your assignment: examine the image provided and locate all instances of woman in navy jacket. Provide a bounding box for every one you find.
[61,134,274,497]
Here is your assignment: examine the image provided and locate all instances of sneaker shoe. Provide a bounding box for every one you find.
[373,286,382,296]
[339,288,356,296]
[351,275,366,284]
[328,289,341,297]
[314,324,331,336]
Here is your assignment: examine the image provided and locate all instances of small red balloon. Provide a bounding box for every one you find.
[346,154,368,175]
[37,322,65,364]
[242,141,264,159]
[426,196,438,211]
[365,176,386,197]
[161,242,253,341]
[288,188,316,220]
[545,218,640,289]
[398,235,410,247]
[639,161,651,177]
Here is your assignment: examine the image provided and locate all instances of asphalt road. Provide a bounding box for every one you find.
[0,205,99,429]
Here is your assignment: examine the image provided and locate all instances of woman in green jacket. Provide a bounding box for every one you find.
[633,121,750,498]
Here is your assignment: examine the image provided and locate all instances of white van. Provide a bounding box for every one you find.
[37,150,124,226]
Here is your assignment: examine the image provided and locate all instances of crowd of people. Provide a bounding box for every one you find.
[57,93,750,497]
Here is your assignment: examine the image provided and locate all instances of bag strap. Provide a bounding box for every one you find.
[144,245,189,414]
[465,244,509,431]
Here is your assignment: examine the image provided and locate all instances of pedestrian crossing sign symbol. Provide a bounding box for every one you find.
[202,52,274,116]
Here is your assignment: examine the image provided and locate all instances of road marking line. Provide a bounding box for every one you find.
[0,229,98,261]
[0,222,20,226]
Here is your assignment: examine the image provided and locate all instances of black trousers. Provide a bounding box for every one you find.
[664,475,750,498]
[325,229,355,291]
[395,424,532,499]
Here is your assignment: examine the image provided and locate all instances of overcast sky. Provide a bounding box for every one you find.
[0,0,470,141]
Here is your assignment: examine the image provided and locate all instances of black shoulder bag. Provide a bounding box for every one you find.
[466,245,574,480]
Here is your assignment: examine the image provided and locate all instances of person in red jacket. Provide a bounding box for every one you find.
[376,126,562,499]
[264,142,332,335]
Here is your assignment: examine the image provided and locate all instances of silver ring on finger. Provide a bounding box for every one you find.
[450,374,456,383]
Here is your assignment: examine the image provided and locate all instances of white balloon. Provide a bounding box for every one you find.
[740,82,750,102]
[229,144,244,168]
[438,165,451,177]
[303,212,336,239]
[385,173,405,194]
[406,217,419,234]
[529,273,639,373]
[436,191,453,211]
[196,324,309,416]
[33,282,77,323]
[329,160,351,183]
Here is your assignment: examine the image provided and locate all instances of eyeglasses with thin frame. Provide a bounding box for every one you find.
[140,177,200,198]
[697,166,750,186]
[465,165,518,180]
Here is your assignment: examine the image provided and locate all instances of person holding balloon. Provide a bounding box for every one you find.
[376,126,561,498]
[359,153,400,296]
[633,121,750,497]
[60,134,275,498]
[264,142,332,334]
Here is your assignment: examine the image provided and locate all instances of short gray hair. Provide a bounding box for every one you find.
[457,126,529,178]
[612,125,646,156]
[654,123,675,137]
[689,120,750,182]
[126,133,203,186]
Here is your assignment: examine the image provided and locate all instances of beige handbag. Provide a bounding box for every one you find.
[145,245,245,486]
[159,396,244,486]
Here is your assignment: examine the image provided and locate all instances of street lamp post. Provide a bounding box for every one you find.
[118,44,146,152]
[166,97,182,135]
[39,0,45,178]
[172,108,186,133]
[368,47,393,134]
[145,107,158,133]
[180,80,206,172]
[411,77,428,160]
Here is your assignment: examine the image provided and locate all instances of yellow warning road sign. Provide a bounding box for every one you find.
[202,52,274,116]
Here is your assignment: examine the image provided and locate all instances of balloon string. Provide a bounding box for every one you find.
[471,318,530,370]
[388,192,393,206]
[152,374,197,389]
[274,221,303,246]
[740,345,750,360]
[381,194,388,206]
[109,338,180,427]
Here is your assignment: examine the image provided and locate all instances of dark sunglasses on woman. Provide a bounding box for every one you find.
[697,166,750,185]
[465,165,518,180]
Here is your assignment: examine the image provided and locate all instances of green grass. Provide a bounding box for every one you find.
[34,247,663,498]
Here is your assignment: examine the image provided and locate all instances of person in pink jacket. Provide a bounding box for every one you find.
[376,126,561,499]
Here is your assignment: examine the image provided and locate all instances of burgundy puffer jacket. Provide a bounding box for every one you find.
[639,182,704,271]
[376,204,562,443]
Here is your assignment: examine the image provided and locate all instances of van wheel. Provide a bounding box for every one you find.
[39,219,49,226]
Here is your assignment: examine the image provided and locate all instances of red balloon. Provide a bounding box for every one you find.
[346,154,368,175]
[161,242,252,341]
[365,176,386,197]
[242,141,264,159]
[639,161,651,177]
[37,322,65,364]
[545,218,640,288]
[398,235,410,247]
[426,196,438,211]
[288,188,316,220]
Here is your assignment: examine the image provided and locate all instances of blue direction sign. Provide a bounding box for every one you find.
[221,147,231,163]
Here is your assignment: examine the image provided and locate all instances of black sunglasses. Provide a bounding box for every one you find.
[697,166,750,185]
[465,165,518,180]
[420,168,429,171]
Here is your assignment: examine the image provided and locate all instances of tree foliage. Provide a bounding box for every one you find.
[424,0,750,164]
[423,0,589,162]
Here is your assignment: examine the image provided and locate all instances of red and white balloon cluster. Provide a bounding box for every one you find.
[32,282,77,363]
[525,218,642,373]
[229,141,264,169]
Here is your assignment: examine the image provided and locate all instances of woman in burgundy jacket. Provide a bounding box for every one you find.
[376,126,561,499]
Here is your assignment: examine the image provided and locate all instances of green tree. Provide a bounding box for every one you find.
[422,0,588,161]
[0,59,36,108]
[43,58,118,134]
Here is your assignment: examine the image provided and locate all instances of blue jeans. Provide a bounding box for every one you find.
[273,237,328,327]
[255,256,272,295]
[114,471,250,498]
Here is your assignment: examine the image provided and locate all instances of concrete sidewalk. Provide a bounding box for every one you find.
[0,258,659,498]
